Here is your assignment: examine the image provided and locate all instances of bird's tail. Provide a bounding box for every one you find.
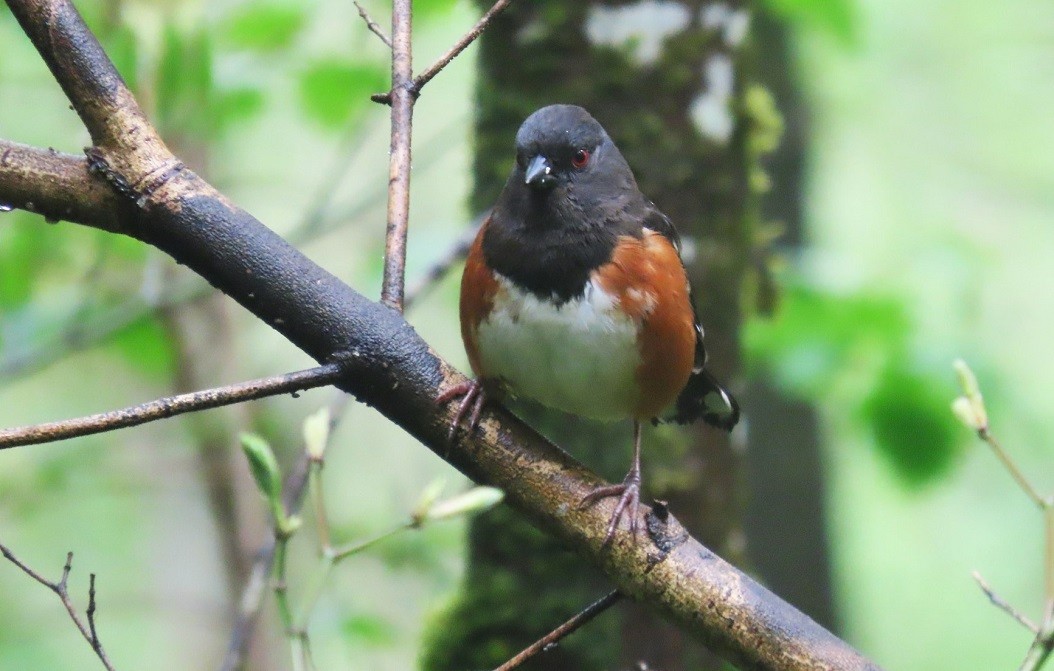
[669,368,739,431]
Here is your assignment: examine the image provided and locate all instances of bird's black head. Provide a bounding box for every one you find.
[512,104,625,193]
[483,104,647,302]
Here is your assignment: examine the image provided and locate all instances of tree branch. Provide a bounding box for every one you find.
[494,590,622,671]
[972,571,1038,633]
[0,1,883,668]
[379,0,413,310]
[412,0,514,94]
[353,0,392,48]
[0,364,344,449]
[0,139,121,230]
[0,545,116,671]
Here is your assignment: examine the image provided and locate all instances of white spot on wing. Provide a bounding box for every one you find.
[626,287,658,315]
[585,1,690,66]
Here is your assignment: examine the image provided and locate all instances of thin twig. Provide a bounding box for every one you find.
[379,0,414,311]
[980,428,1046,510]
[413,0,515,94]
[973,571,1038,633]
[0,545,116,671]
[492,590,622,671]
[1021,614,1054,671]
[353,0,392,48]
[87,573,106,656]
[0,363,345,449]
[967,415,1054,671]
[1046,506,1054,608]
[403,217,482,309]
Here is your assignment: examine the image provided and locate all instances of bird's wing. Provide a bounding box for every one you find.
[643,205,740,431]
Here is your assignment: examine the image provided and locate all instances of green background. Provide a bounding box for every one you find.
[0,0,1051,669]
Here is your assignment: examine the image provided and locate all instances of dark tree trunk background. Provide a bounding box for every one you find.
[422,2,778,669]
[743,11,838,634]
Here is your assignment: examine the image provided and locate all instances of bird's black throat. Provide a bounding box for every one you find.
[482,184,639,303]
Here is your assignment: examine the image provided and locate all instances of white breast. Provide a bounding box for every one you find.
[475,274,641,421]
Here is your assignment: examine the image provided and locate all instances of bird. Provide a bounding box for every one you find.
[438,104,739,544]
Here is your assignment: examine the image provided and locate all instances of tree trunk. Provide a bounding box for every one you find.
[742,11,838,633]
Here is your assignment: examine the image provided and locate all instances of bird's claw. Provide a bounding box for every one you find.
[436,379,486,441]
[579,469,642,546]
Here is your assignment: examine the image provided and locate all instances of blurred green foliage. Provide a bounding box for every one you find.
[343,612,398,647]
[746,282,962,485]
[2,0,1048,670]
[0,217,55,309]
[299,59,388,129]
[760,0,857,45]
[220,2,307,52]
[108,316,175,378]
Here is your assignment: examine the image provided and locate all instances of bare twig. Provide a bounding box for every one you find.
[353,0,392,48]
[1047,506,1054,609]
[403,217,482,309]
[1022,613,1054,671]
[972,571,1038,633]
[979,428,1046,510]
[0,363,344,449]
[371,0,516,105]
[373,0,513,308]
[87,573,102,648]
[493,590,622,671]
[0,545,116,671]
[413,0,515,94]
[378,0,414,311]
[955,362,1054,671]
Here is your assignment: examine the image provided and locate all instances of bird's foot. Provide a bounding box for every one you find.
[579,468,642,546]
[436,379,487,441]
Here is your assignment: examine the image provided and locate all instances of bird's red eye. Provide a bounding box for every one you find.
[571,149,590,169]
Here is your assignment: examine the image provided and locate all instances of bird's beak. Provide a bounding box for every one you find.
[524,155,555,189]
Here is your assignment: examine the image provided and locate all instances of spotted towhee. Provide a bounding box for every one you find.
[439,104,739,543]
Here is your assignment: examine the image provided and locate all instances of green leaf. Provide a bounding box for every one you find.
[760,0,857,46]
[221,3,307,52]
[413,0,460,21]
[421,487,504,524]
[214,87,266,134]
[298,59,387,129]
[342,613,397,647]
[302,406,332,460]
[744,283,909,395]
[861,364,961,487]
[240,433,283,511]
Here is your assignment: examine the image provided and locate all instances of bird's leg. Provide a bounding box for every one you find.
[436,379,487,440]
[579,420,643,545]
